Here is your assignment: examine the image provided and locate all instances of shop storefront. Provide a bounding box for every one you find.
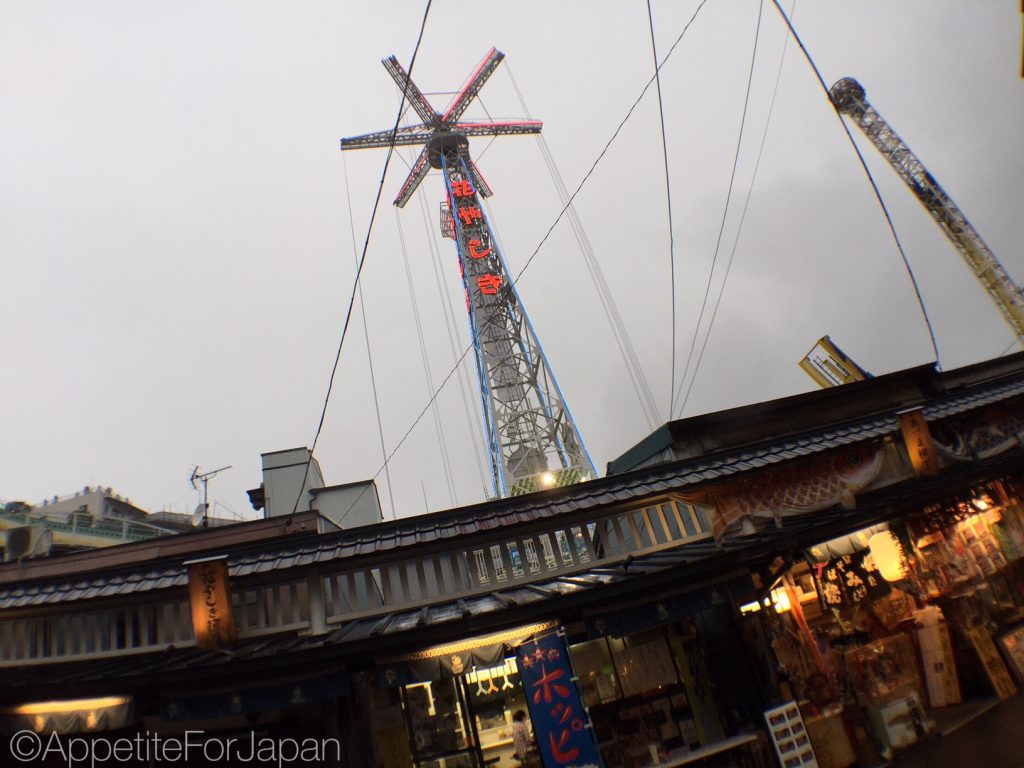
[365,576,769,768]
[368,622,563,768]
[571,625,729,766]
[6,357,1023,768]
[572,581,768,767]
[755,475,1024,766]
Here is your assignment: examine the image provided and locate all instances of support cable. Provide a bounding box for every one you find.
[411,183,491,499]
[395,208,459,508]
[473,95,502,163]
[506,65,660,428]
[768,0,941,368]
[342,153,398,519]
[291,0,432,514]
[513,0,709,284]
[645,0,680,420]
[335,345,475,526]
[674,0,764,416]
[677,0,789,417]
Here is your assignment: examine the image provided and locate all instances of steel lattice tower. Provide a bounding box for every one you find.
[830,77,1024,342]
[341,48,595,497]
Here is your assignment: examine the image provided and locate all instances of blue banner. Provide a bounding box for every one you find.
[515,632,602,768]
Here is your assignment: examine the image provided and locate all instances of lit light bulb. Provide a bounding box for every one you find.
[771,588,792,613]
[540,472,555,487]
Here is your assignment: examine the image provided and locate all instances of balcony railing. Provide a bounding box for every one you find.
[0,495,711,666]
[0,508,170,544]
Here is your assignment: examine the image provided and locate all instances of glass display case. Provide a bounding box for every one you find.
[402,679,480,767]
[574,628,721,768]
[571,638,622,706]
[843,633,922,706]
[462,658,529,768]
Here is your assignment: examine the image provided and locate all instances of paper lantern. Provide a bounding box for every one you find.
[869,531,908,582]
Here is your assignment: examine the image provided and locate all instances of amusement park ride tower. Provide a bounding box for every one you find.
[341,48,595,498]
[830,77,1024,343]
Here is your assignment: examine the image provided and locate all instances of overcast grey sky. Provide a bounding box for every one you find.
[2,2,1021,522]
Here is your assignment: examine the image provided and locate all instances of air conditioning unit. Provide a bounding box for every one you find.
[4,526,54,562]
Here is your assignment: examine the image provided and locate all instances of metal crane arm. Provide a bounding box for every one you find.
[383,55,439,125]
[442,48,505,123]
[340,125,434,150]
[453,120,543,137]
[831,77,1024,341]
[467,160,493,198]
[394,146,431,208]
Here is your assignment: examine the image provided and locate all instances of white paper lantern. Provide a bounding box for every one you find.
[869,531,908,582]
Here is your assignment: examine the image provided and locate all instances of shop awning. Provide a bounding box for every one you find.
[160,673,348,721]
[0,696,133,735]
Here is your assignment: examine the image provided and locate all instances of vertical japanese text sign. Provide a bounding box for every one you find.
[186,556,237,650]
[515,632,603,768]
[897,408,941,477]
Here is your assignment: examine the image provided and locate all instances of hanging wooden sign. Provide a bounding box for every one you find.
[966,625,1017,699]
[186,556,238,650]
[898,409,941,476]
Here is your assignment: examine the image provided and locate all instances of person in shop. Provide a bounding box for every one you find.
[512,709,537,764]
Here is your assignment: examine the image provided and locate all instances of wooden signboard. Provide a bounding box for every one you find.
[966,625,1018,700]
[187,556,238,650]
[997,625,1024,684]
[898,409,941,476]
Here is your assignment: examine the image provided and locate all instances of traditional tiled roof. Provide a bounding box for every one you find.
[7,449,1020,703]
[1,354,1022,611]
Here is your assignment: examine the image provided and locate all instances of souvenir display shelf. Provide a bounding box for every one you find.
[842,633,922,706]
[764,701,818,768]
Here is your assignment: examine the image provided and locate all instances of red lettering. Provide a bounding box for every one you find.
[548,729,580,763]
[531,664,570,705]
[451,179,475,198]
[477,274,503,296]
[468,239,492,260]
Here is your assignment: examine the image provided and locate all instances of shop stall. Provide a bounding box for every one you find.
[364,585,771,768]
[368,623,559,768]
[753,477,1024,765]
[570,583,769,768]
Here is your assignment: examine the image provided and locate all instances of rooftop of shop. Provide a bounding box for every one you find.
[2,352,1023,606]
[608,351,1024,475]
[3,353,1024,704]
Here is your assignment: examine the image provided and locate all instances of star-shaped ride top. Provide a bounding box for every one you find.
[339,48,542,207]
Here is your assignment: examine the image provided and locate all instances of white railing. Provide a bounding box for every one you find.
[0,598,193,664]
[0,497,711,666]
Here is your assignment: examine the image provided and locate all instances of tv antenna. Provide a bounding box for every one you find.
[189,465,232,528]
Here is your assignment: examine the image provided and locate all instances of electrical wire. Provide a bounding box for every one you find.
[1000,336,1021,356]
[291,0,432,515]
[645,0,680,420]
[677,0,790,418]
[513,0,709,284]
[334,343,476,526]
[342,153,398,519]
[768,0,941,369]
[674,0,764,417]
